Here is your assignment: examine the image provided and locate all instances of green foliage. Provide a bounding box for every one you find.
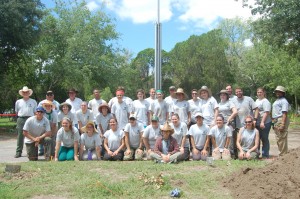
[101,87,113,102]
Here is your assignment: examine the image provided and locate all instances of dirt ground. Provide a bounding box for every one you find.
[224,129,300,199]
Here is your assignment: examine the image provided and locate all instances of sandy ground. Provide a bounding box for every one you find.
[0,128,300,163]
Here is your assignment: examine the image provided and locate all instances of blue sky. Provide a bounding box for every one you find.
[41,0,255,56]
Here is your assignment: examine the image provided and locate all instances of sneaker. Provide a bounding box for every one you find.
[14,153,21,158]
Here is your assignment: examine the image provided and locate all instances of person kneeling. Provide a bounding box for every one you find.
[236,116,259,160]
[80,121,101,160]
[150,122,181,163]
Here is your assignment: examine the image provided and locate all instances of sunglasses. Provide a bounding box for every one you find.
[245,121,253,124]
[46,94,53,96]
[36,111,44,113]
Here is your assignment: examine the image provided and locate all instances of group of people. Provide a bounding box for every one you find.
[14,84,290,163]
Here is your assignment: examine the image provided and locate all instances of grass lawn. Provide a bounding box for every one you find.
[0,118,16,134]
[0,160,267,199]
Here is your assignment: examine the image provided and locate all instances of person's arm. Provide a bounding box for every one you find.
[79,143,84,160]
[213,108,219,126]
[227,107,238,124]
[211,136,217,148]
[236,128,243,152]
[55,140,61,161]
[248,129,260,153]
[225,137,230,149]
[96,146,101,160]
[124,131,131,155]
[78,121,83,133]
[187,111,191,125]
[74,141,79,161]
[51,123,57,136]
[143,137,151,152]
[201,136,210,155]
[253,107,259,126]
[169,138,179,155]
[113,137,125,156]
[280,112,288,131]
[190,135,198,154]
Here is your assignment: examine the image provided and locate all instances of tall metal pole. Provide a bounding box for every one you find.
[154,0,162,90]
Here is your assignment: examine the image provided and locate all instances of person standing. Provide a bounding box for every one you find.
[272,86,290,156]
[255,87,272,158]
[108,86,133,109]
[38,90,60,112]
[88,89,106,122]
[226,85,236,100]
[231,87,258,158]
[145,88,156,105]
[23,107,52,161]
[65,88,82,128]
[14,86,37,158]
[76,101,94,134]
[149,90,169,125]
[111,89,131,130]
[188,89,201,128]
[131,89,150,127]
[171,88,191,125]
[164,86,177,120]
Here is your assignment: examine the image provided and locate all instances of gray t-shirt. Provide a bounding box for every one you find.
[188,99,201,123]
[111,101,130,130]
[272,97,289,118]
[95,113,113,134]
[232,96,257,128]
[240,127,257,152]
[149,100,169,125]
[23,116,51,144]
[255,98,271,124]
[218,100,235,123]
[76,109,94,127]
[170,122,189,147]
[172,100,190,124]
[208,125,232,151]
[44,111,58,124]
[15,98,37,117]
[104,129,124,151]
[56,127,80,147]
[142,125,162,149]
[57,112,76,124]
[124,122,144,148]
[132,100,150,126]
[200,97,219,126]
[187,123,210,150]
[80,133,101,150]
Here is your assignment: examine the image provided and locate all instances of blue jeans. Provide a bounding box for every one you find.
[256,122,271,158]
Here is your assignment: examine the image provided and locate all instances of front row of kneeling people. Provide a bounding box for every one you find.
[23,105,259,162]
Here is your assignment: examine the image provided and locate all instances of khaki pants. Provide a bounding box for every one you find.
[25,137,52,161]
[150,152,181,163]
[274,117,290,156]
[212,148,231,160]
[123,148,144,161]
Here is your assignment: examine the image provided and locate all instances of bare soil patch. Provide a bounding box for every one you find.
[223,147,300,199]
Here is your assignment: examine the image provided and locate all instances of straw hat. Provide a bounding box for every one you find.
[98,102,110,113]
[274,86,286,93]
[59,102,72,111]
[175,88,188,100]
[161,122,174,134]
[42,100,56,110]
[19,86,33,97]
[218,89,229,97]
[198,86,212,98]
[81,121,97,133]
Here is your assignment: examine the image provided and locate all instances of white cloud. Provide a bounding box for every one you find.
[99,0,256,29]
[105,0,173,23]
[86,1,100,11]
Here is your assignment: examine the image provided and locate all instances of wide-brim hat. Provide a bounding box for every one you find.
[161,122,174,134]
[218,89,229,97]
[19,86,33,97]
[274,86,286,93]
[175,88,188,100]
[42,100,56,110]
[67,88,78,94]
[98,102,110,113]
[198,86,212,98]
[59,102,72,111]
[81,121,97,133]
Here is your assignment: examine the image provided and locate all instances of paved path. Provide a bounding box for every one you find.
[1,129,300,163]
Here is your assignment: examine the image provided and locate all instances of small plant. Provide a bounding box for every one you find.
[138,172,164,189]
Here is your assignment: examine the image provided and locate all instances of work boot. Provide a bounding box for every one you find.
[14,152,21,158]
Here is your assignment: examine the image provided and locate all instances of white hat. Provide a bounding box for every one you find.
[129,113,137,120]
[274,86,286,93]
[19,86,33,97]
[194,112,204,119]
